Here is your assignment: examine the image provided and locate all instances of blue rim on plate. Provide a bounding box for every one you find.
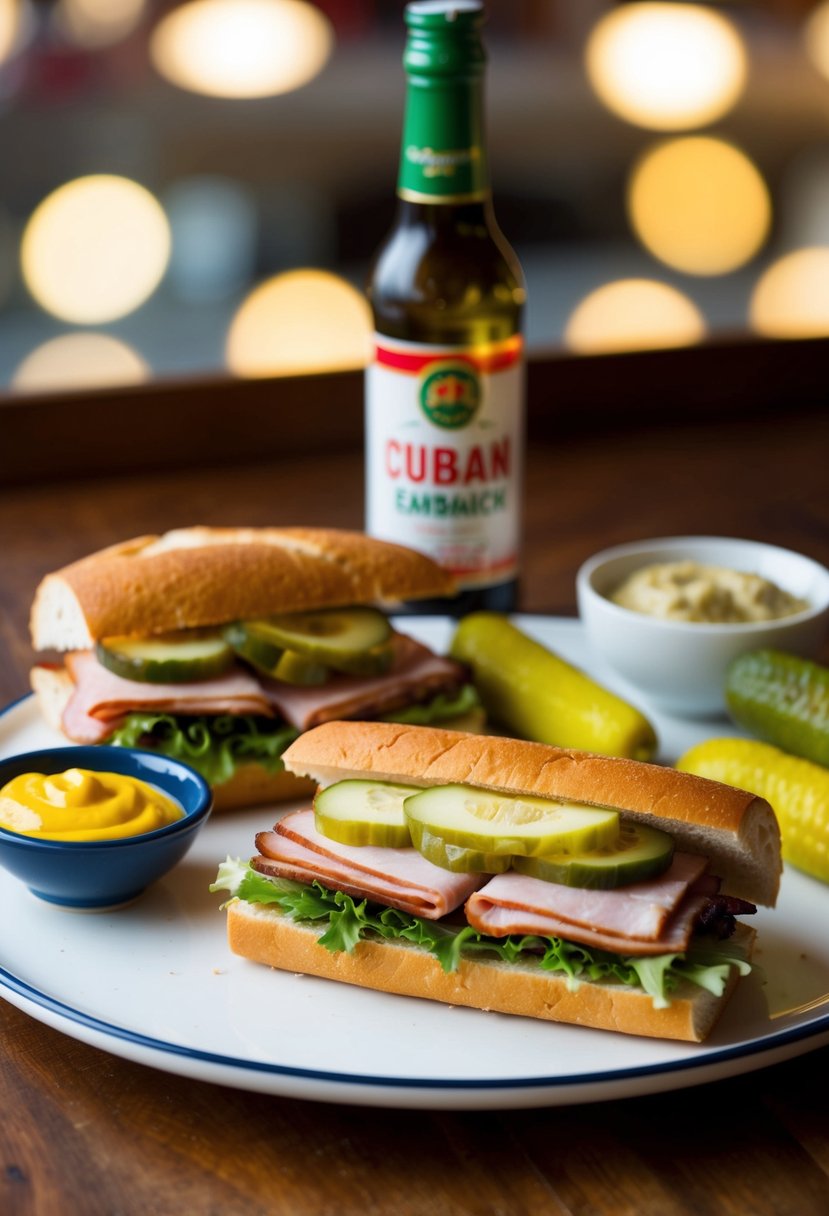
[2,660,829,1107]
[1,957,829,1095]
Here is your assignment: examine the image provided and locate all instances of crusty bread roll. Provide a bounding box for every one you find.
[227,901,755,1043]
[30,526,456,652]
[282,721,782,906]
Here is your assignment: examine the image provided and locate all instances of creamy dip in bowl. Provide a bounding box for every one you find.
[577,537,829,718]
[610,560,808,625]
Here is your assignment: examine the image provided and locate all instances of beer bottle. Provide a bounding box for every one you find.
[365,0,526,615]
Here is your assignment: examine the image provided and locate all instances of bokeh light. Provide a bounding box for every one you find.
[585,2,747,132]
[150,0,333,99]
[56,0,146,49]
[0,0,21,63]
[627,137,772,275]
[805,2,829,84]
[749,248,829,338]
[12,333,149,392]
[564,279,706,354]
[226,270,373,377]
[21,175,171,324]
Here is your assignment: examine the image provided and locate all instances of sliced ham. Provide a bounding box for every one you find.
[465,855,711,957]
[61,650,273,742]
[58,632,465,743]
[253,808,483,919]
[61,693,115,744]
[466,890,711,956]
[262,634,466,731]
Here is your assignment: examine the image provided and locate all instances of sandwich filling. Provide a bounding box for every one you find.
[45,631,478,787]
[212,802,757,1011]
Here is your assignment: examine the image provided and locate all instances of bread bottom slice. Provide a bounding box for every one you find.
[211,765,315,810]
[227,901,755,1042]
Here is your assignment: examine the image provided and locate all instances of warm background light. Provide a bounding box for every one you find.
[0,0,21,63]
[564,279,706,354]
[627,137,772,274]
[56,0,146,49]
[749,248,829,337]
[150,0,333,99]
[21,175,171,324]
[226,269,373,377]
[12,333,149,392]
[585,2,747,131]
[805,1,829,84]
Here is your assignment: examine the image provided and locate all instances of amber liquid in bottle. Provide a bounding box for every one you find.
[364,0,526,616]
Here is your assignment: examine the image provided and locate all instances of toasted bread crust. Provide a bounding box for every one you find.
[227,901,754,1042]
[30,527,456,651]
[282,721,782,906]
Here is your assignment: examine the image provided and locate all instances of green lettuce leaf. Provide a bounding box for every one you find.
[382,683,480,725]
[104,683,478,787]
[212,862,755,1008]
[106,713,298,786]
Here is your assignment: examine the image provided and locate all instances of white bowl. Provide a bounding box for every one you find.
[576,536,829,718]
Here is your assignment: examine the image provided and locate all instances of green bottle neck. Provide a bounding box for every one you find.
[397,14,489,204]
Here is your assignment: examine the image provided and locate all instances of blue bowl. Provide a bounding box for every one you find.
[0,747,213,909]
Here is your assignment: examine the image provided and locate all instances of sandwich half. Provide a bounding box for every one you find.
[29,527,483,809]
[214,721,782,1042]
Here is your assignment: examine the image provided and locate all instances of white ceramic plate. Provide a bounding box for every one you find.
[2,616,829,1111]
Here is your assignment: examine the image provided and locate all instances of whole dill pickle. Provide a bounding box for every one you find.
[726,650,829,767]
[449,613,657,761]
[677,736,829,884]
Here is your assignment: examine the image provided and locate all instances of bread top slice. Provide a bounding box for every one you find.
[282,721,782,907]
[30,527,456,651]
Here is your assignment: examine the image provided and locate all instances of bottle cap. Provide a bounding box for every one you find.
[406,1,483,26]
[404,0,485,77]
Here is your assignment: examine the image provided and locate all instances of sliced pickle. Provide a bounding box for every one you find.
[241,607,391,670]
[272,650,329,686]
[314,779,419,847]
[223,621,284,674]
[326,639,396,677]
[512,822,674,889]
[96,632,234,684]
[409,823,512,874]
[403,785,619,857]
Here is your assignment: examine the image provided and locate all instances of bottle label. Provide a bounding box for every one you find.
[398,80,487,202]
[365,334,524,590]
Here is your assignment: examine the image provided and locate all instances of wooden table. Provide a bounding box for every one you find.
[2,367,829,1215]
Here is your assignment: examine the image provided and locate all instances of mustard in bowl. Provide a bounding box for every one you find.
[0,747,212,909]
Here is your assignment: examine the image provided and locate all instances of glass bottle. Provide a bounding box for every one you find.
[364,0,526,615]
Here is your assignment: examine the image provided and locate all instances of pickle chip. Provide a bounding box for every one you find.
[314,779,419,848]
[403,784,620,857]
[229,607,392,676]
[271,650,329,686]
[407,823,513,874]
[512,822,674,889]
[96,632,234,684]
[223,621,283,675]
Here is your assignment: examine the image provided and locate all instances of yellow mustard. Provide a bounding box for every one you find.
[0,768,184,841]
